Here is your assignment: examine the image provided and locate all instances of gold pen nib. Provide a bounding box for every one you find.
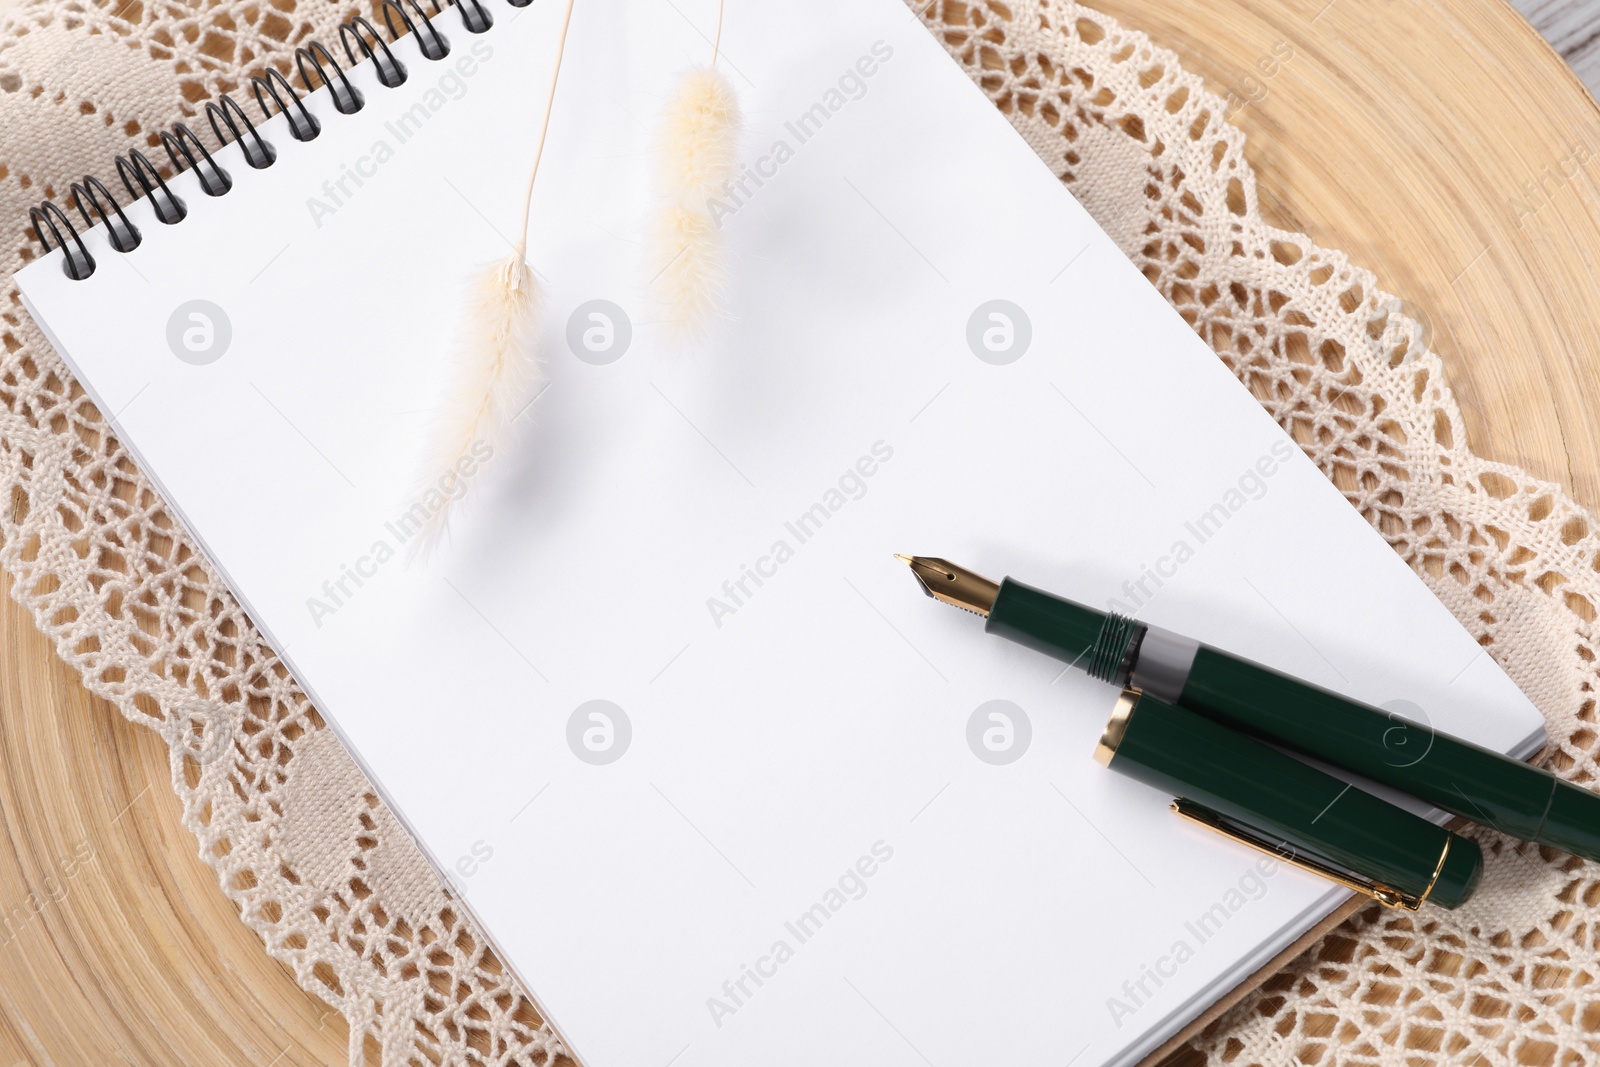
[896,555,1001,617]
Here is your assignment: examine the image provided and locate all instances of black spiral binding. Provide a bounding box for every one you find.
[28,0,527,280]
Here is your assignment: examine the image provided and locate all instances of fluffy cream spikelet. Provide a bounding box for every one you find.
[649,65,741,341]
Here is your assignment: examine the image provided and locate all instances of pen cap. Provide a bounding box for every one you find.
[1097,690,1482,910]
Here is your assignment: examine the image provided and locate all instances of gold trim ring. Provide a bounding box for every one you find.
[1095,688,1141,767]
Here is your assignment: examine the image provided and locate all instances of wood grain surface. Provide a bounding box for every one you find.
[3,0,1599,1063]
[0,567,347,1066]
[1093,0,1600,515]
[1514,0,1600,96]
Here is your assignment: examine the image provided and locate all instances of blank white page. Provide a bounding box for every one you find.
[18,1,1545,1065]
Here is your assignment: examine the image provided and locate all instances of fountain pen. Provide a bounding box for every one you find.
[899,555,1600,871]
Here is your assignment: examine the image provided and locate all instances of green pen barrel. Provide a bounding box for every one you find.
[1101,690,1482,909]
[1175,649,1600,862]
[985,575,1600,864]
[987,579,1114,677]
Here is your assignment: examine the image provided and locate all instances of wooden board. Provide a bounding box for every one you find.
[1093,0,1600,517]
[0,564,347,1066]
[2,1,1597,1063]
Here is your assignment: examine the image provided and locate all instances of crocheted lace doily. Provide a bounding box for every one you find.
[1,0,1596,1064]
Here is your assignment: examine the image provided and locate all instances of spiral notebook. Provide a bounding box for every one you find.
[16,1,1546,1065]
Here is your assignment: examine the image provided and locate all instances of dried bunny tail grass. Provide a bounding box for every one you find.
[656,66,742,205]
[648,203,728,343]
[414,0,574,557]
[413,255,544,556]
[649,64,741,341]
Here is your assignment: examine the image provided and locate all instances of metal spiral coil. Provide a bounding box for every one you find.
[26,0,514,280]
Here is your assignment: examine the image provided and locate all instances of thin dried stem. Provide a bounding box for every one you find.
[512,0,579,265]
[711,0,725,67]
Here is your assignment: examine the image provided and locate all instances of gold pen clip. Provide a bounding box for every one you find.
[1169,798,1441,911]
